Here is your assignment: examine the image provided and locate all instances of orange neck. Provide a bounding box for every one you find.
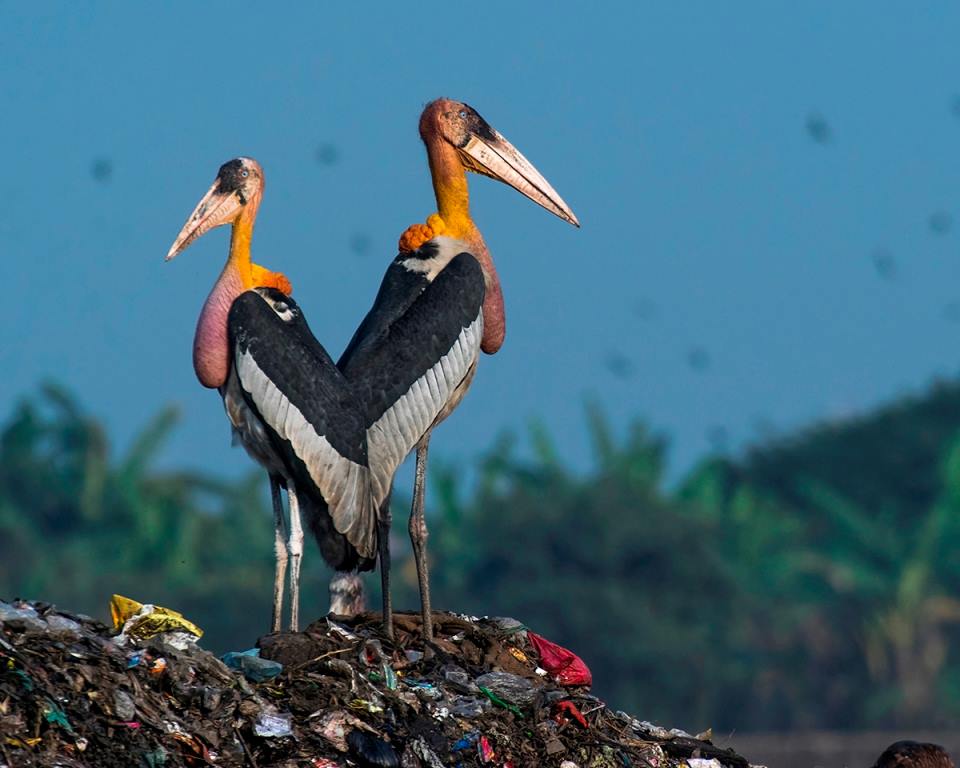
[425,134,505,354]
[426,134,477,240]
[224,197,291,294]
[193,197,291,389]
[226,200,257,286]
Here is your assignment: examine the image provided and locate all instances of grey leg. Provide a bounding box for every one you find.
[287,481,304,632]
[409,436,433,641]
[269,476,288,634]
[379,487,394,640]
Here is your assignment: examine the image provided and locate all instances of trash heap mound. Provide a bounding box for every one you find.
[0,598,756,768]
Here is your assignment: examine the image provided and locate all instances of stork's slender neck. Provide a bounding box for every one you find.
[424,133,506,354]
[226,202,258,282]
[194,195,276,389]
[426,134,475,240]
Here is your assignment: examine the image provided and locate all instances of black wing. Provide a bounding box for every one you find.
[339,258,430,369]
[228,289,377,564]
[339,246,486,505]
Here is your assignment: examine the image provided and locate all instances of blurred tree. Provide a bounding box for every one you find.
[4,381,960,731]
[0,384,302,650]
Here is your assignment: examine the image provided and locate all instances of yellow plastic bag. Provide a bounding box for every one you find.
[109,594,203,641]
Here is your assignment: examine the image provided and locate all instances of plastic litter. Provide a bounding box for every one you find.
[478,734,496,762]
[0,601,753,768]
[444,663,480,693]
[113,689,136,721]
[350,698,385,714]
[347,729,398,767]
[254,711,293,738]
[42,700,74,733]
[110,594,203,644]
[0,601,47,632]
[381,662,397,690]
[45,614,82,635]
[222,647,284,682]
[453,732,480,751]
[555,700,589,728]
[478,685,524,717]
[142,746,168,767]
[313,710,371,752]
[450,695,487,718]
[475,671,537,706]
[408,735,446,768]
[527,630,593,687]
[149,656,167,676]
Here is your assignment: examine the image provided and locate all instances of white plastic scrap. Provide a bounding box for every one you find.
[326,619,359,641]
[0,602,47,632]
[311,710,371,752]
[164,631,200,652]
[635,720,672,740]
[254,712,293,739]
[411,737,447,768]
[687,760,723,768]
[46,615,82,635]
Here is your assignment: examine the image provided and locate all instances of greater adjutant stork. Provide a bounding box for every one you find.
[340,99,579,639]
[165,158,377,632]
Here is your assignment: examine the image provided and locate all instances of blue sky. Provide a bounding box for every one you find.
[3,3,960,487]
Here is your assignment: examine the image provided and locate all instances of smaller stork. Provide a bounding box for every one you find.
[166,158,377,631]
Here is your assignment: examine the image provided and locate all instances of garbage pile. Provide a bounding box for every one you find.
[0,597,757,768]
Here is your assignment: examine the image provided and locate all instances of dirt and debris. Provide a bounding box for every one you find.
[0,598,759,768]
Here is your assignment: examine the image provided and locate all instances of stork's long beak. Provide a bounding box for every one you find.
[165,179,245,261]
[458,126,580,227]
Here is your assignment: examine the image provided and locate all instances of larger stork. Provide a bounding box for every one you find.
[165,158,377,632]
[340,99,579,639]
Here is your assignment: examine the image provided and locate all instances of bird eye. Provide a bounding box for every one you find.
[274,301,289,314]
[458,110,467,119]
[241,170,249,178]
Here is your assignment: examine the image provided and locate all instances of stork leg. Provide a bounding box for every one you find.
[269,475,288,634]
[379,488,393,639]
[409,436,433,641]
[287,481,304,632]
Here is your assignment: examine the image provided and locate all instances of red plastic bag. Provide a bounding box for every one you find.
[554,700,589,728]
[527,631,592,687]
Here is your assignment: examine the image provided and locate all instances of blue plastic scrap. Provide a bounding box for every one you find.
[221,648,283,683]
[452,732,480,751]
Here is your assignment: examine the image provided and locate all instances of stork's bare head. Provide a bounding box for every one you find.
[419,98,579,227]
[165,157,265,261]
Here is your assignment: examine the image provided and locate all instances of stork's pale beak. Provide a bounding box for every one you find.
[165,180,245,261]
[458,127,580,227]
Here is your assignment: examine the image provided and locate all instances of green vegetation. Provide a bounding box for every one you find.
[3,383,960,732]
